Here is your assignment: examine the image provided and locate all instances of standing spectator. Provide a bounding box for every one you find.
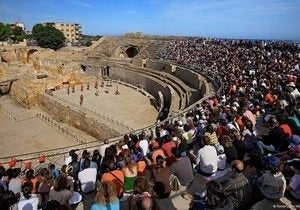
[90,181,119,210]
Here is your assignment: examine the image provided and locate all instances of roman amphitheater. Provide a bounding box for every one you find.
[0,35,217,162]
[0,35,219,209]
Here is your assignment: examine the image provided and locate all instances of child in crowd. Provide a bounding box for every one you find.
[217,145,227,171]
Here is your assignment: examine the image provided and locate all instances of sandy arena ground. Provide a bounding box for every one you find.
[0,82,158,159]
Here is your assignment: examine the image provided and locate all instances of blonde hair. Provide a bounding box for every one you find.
[95,181,118,205]
[125,157,136,174]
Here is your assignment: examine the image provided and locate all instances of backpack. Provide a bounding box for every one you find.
[170,175,180,192]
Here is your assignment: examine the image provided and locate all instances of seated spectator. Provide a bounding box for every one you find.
[122,157,138,194]
[91,149,102,171]
[205,180,234,210]
[162,135,176,158]
[138,132,149,156]
[136,154,147,177]
[203,124,219,146]
[229,129,246,160]
[195,136,218,176]
[60,165,74,193]
[78,158,97,193]
[7,168,21,194]
[18,181,39,210]
[0,166,7,191]
[49,163,60,180]
[216,145,227,171]
[286,158,300,201]
[90,181,119,210]
[169,148,193,187]
[223,160,253,210]
[37,167,54,205]
[21,169,38,193]
[149,141,165,165]
[101,161,124,199]
[0,190,19,210]
[219,135,239,164]
[256,156,287,200]
[151,156,171,198]
[67,152,80,191]
[128,177,160,210]
[49,174,72,206]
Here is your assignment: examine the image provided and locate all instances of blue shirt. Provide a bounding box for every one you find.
[90,199,120,210]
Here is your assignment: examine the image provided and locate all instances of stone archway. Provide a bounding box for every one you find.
[27,49,38,63]
[125,46,139,58]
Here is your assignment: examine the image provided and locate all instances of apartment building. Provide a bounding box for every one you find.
[44,22,82,42]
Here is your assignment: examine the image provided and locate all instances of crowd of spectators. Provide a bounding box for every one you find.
[0,37,300,210]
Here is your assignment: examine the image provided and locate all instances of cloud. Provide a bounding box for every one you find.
[73,0,93,8]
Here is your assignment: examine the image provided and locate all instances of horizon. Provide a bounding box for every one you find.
[1,0,300,41]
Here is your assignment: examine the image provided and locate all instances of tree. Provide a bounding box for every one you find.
[0,22,12,41]
[85,40,92,47]
[11,26,25,42]
[32,24,66,50]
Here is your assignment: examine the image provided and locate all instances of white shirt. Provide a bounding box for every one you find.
[78,167,97,193]
[139,139,149,156]
[18,194,39,210]
[8,178,21,194]
[65,156,72,165]
[217,154,227,170]
[196,145,218,174]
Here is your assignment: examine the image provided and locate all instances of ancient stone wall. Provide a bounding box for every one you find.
[38,93,119,139]
[174,66,202,90]
[109,67,171,109]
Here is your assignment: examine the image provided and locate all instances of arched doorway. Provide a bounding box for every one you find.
[125,46,139,58]
[27,49,38,63]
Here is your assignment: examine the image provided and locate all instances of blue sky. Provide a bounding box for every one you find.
[0,0,300,40]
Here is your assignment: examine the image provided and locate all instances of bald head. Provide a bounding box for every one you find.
[231,160,244,173]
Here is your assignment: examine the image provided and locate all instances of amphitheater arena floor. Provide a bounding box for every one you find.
[0,82,158,159]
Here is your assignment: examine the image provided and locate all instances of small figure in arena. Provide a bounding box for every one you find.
[94,81,98,89]
[67,86,70,95]
[87,83,90,90]
[72,86,75,93]
[101,80,104,87]
[81,84,84,91]
[95,89,99,96]
[80,94,84,106]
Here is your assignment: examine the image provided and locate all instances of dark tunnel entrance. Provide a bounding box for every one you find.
[125,46,139,58]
